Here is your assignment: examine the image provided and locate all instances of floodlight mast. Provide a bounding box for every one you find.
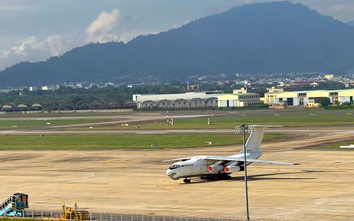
[235,124,253,221]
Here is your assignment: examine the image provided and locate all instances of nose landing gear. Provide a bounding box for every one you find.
[183,178,191,183]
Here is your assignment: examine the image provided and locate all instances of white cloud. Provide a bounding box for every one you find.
[85,9,121,43]
[0,35,77,70]
[0,8,123,71]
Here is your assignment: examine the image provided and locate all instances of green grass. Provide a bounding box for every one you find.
[1,109,354,130]
[83,110,354,130]
[0,111,127,128]
[320,142,354,150]
[0,119,107,129]
[170,110,354,127]
[0,134,280,150]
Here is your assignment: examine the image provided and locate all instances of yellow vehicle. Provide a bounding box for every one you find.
[62,202,89,220]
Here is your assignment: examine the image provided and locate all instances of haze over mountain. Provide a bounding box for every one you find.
[347,20,354,26]
[1,1,354,88]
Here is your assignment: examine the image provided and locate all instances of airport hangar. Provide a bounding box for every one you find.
[133,90,263,109]
[264,88,354,108]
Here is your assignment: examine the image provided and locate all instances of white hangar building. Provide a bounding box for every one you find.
[133,91,223,109]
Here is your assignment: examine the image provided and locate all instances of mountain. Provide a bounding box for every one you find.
[2,1,354,87]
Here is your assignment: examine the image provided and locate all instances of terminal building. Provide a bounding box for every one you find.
[264,88,354,108]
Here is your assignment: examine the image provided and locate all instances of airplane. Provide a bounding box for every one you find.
[163,125,297,183]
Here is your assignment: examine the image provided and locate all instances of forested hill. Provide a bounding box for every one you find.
[1,1,354,87]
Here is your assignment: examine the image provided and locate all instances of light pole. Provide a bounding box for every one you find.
[235,124,252,221]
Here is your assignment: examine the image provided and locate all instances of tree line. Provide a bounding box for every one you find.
[0,84,181,111]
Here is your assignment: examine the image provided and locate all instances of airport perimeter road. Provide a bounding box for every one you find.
[1,126,354,221]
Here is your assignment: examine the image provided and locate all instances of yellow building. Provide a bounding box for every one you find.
[325,74,334,80]
[218,93,262,108]
[264,88,354,108]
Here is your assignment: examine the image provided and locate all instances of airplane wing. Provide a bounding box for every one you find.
[246,159,298,165]
[201,156,297,165]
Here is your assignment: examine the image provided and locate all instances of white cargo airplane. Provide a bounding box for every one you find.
[164,125,297,183]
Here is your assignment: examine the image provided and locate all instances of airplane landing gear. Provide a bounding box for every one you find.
[200,174,231,181]
[220,174,231,180]
[183,178,191,183]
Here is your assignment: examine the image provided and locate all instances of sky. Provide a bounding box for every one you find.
[1,0,354,71]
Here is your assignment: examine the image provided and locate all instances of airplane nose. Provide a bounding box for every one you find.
[166,169,176,179]
[166,169,172,176]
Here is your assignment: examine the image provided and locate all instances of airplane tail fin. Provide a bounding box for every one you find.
[239,125,282,154]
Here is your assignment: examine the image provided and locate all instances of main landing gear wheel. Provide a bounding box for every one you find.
[221,174,232,180]
[183,178,191,183]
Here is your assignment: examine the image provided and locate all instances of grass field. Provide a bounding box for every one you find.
[0,134,280,150]
[1,109,354,129]
[320,142,354,150]
[0,119,107,129]
[70,109,354,130]
[0,109,353,150]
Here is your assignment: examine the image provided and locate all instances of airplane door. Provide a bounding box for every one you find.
[202,162,208,174]
[195,159,205,174]
[189,162,200,176]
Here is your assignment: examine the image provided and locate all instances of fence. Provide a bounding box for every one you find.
[17,210,280,221]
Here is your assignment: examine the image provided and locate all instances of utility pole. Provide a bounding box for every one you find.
[235,124,252,221]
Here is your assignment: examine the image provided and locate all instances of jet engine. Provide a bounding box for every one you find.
[224,165,241,173]
[208,165,224,173]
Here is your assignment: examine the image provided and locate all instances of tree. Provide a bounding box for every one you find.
[319,97,331,108]
[317,81,345,90]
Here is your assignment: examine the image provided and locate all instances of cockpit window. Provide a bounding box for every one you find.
[169,164,180,170]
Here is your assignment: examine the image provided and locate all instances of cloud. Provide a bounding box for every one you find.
[0,35,77,70]
[85,9,121,43]
[0,8,123,71]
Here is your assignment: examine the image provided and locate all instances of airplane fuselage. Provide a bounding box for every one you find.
[166,153,259,181]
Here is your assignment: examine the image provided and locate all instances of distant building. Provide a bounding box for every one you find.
[218,93,262,108]
[133,89,265,109]
[233,87,248,94]
[41,85,59,91]
[29,86,38,91]
[187,84,200,91]
[325,74,334,80]
[264,88,354,108]
[133,91,222,109]
[267,87,284,93]
[288,81,318,87]
[218,89,262,108]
